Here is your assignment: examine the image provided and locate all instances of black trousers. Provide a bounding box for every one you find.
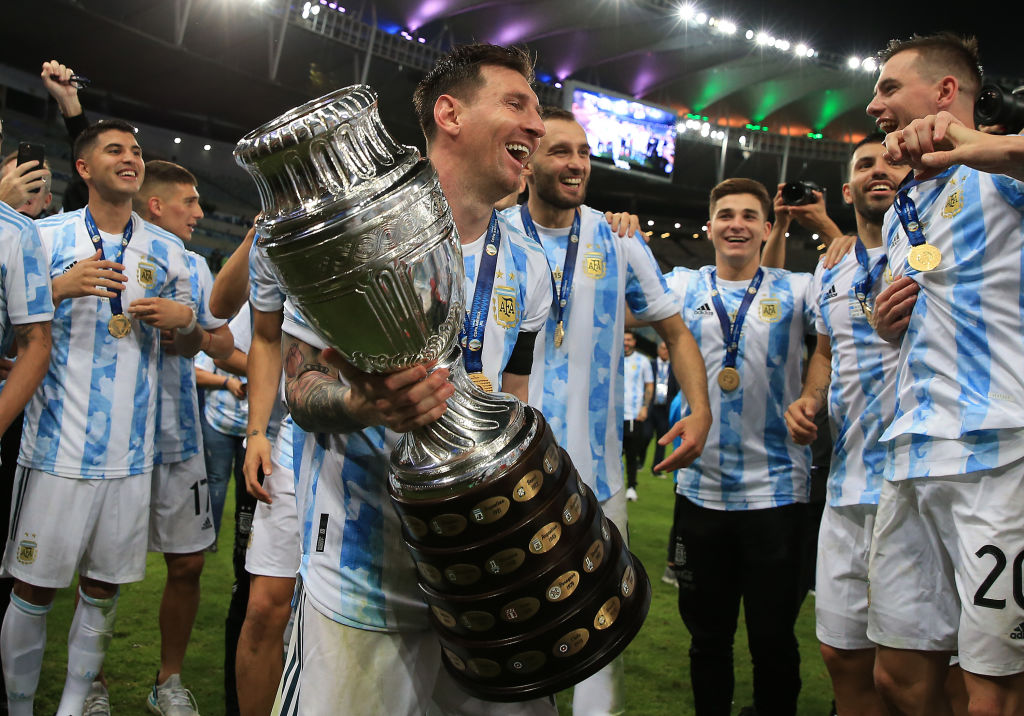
[649,402,670,470]
[622,419,648,489]
[0,412,23,709]
[223,440,254,716]
[672,495,803,716]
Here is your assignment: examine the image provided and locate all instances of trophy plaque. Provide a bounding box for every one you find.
[235,84,650,701]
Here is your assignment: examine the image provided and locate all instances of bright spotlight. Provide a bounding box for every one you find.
[173,137,181,144]
[203,144,212,151]
[695,12,707,23]
[719,20,736,34]
[674,222,681,229]
[862,57,877,72]
[310,4,319,14]
[775,39,790,51]
[848,56,861,69]
[756,32,772,46]
[678,3,695,21]
[806,47,815,57]
[647,220,655,227]
[795,43,807,56]
[745,29,754,40]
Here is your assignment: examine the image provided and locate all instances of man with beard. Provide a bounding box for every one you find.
[503,106,711,716]
[783,134,905,715]
[866,33,1024,713]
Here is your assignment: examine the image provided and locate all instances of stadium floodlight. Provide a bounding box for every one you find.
[203,144,212,151]
[719,20,736,35]
[756,32,772,46]
[678,3,695,21]
[745,30,754,40]
[173,137,181,144]
[847,56,861,69]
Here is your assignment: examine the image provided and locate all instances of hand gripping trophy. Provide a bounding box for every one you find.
[234,85,650,701]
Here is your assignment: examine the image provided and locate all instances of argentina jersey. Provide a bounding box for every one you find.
[665,266,814,509]
[813,245,899,506]
[881,165,1024,478]
[460,212,551,391]
[0,201,52,353]
[283,301,428,631]
[623,351,652,421]
[20,210,193,478]
[503,205,678,501]
[154,250,227,464]
[249,239,285,312]
[198,303,251,437]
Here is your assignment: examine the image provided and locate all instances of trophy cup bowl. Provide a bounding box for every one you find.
[235,84,650,701]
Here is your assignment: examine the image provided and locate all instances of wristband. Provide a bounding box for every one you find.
[179,307,198,335]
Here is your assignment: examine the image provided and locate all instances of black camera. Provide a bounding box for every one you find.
[781,181,825,206]
[974,84,1024,135]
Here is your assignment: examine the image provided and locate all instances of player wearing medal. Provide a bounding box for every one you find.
[503,106,710,715]
[864,34,1024,713]
[0,119,198,716]
[662,178,815,716]
[271,44,554,714]
[781,135,904,715]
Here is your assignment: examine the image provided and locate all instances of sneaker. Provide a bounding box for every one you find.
[84,681,111,716]
[146,673,199,716]
[660,565,679,588]
[625,487,638,502]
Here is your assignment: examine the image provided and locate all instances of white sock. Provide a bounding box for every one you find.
[1,593,51,716]
[56,588,118,716]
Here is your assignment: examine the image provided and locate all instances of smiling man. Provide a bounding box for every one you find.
[662,178,815,716]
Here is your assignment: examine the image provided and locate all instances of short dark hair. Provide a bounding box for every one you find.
[73,118,139,162]
[539,106,577,123]
[413,43,534,141]
[848,132,886,175]
[880,33,983,97]
[709,178,771,219]
[141,160,196,189]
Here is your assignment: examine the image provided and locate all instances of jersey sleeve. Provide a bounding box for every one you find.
[795,272,817,335]
[4,218,54,325]
[282,299,327,351]
[160,239,197,311]
[641,358,654,384]
[622,230,678,322]
[189,253,227,331]
[249,240,287,312]
[811,262,827,335]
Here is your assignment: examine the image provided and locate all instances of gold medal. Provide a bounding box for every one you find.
[553,321,565,348]
[717,366,740,392]
[907,243,942,272]
[107,313,131,339]
[859,300,876,328]
[468,372,493,393]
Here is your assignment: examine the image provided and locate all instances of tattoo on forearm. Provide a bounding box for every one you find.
[283,337,362,433]
[814,384,828,405]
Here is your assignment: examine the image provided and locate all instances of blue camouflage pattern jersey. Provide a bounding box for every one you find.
[881,165,1024,478]
[20,210,193,478]
[665,266,814,509]
[813,243,898,505]
[503,205,678,502]
[623,351,652,421]
[0,202,52,355]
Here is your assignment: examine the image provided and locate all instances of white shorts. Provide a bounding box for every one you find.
[274,590,557,716]
[3,468,151,587]
[246,459,300,578]
[148,452,215,554]
[815,502,876,650]
[601,488,629,548]
[867,462,1024,677]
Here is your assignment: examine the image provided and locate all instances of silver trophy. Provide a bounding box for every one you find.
[235,85,650,701]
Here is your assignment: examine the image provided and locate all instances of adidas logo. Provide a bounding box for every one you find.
[1011,622,1024,640]
[694,302,713,316]
[201,517,213,530]
[824,284,838,299]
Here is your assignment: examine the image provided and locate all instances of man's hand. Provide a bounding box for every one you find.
[226,376,247,399]
[773,183,839,238]
[884,111,1024,182]
[0,357,13,382]
[821,234,857,270]
[41,60,82,117]
[323,349,455,433]
[604,212,642,238]
[653,412,711,473]
[128,297,194,331]
[873,276,919,343]
[636,406,648,422]
[784,397,820,445]
[243,432,273,504]
[0,161,49,210]
[51,250,127,304]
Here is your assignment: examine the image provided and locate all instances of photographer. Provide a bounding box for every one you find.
[761,181,845,269]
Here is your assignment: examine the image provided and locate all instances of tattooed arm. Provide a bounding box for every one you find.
[282,331,455,434]
[784,332,832,445]
[0,321,52,436]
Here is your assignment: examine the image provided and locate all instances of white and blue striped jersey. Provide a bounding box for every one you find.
[282,216,550,631]
[460,213,552,391]
[198,303,251,438]
[665,266,814,509]
[0,202,52,354]
[881,165,1024,478]
[503,205,679,501]
[249,239,285,313]
[623,351,652,421]
[812,245,899,506]
[19,210,193,478]
[154,251,227,464]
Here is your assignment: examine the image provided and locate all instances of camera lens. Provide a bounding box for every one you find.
[781,182,812,205]
[974,83,1024,134]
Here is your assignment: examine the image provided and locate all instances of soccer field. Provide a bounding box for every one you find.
[33,468,833,714]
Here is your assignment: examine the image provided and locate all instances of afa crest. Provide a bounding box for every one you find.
[16,536,37,565]
[583,252,606,279]
[758,299,781,322]
[137,260,157,289]
[941,188,963,219]
[493,286,519,329]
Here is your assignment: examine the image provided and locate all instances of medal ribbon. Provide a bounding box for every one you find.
[520,205,581,328]
[893,181,926,249]
[84,207,133,317]
[460,211,501,375]
[706,267,764,371]
[853,237,888,306]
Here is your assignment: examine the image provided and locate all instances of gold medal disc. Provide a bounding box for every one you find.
[859,300,877,328]
[907,243,942,272]
[468,372,493,393]
[717,366,740,392]
[108,313,132,339]
[553,321,565,348]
